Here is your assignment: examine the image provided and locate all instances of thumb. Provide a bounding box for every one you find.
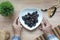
[41,22,45,28]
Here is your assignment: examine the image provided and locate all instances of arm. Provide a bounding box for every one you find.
[12,35,21,40]
[44,27,59,40]
[12,17,22,40]
[47,34,59,40]
[39,18,59,40]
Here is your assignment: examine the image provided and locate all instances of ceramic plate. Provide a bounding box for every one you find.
[19,8,43,30]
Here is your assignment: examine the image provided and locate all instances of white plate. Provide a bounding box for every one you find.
[19,8,43,30]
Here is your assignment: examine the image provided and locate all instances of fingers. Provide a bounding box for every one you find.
[13,17,19,24]
[39,24,42,30]
[18,18,23,28]
[42,17,52,28]
[42,18,47,26]
[18,19,21,26]
[41,21,45,28]
[42,17,50,25]
[16,17,19,25]
[13,17,19,27]
[39,21,45,30]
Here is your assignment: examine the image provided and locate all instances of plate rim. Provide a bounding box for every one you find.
[19,8,43,30]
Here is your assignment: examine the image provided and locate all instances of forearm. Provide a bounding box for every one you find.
[44,29,54,36]
[46,34,59,40]
[12,31,21,40]
[44,30,59,40]
[12,35,21,40]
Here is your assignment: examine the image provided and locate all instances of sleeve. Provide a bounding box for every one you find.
[47,34,59,40]
[12,35,21,40]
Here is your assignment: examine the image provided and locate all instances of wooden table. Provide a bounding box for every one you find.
[0,0,60,40]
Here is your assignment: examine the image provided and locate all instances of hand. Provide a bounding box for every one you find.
[13,17,22,36]
[39,18,53,35]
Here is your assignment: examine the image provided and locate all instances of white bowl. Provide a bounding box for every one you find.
[19,8,43,30]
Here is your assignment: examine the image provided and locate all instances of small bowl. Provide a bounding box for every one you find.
[19,8,43,30]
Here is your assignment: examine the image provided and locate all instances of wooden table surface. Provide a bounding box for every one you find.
[0,0,60,40]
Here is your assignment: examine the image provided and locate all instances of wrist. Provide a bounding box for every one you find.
[14,33,21,36]
[43,30,54,36]
[14,32,21,36]
[12,34,21,40]
[14,34,21,36]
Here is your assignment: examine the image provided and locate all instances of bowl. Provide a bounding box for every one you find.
[19,8,43,30]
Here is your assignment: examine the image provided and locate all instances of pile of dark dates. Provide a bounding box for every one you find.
[22,11,39,28]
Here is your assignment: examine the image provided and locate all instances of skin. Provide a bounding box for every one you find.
[39,18,54,36]
[13,17,22,36]
[13,17,54,37]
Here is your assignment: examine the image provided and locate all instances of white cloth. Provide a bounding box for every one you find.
[47,34,59,40]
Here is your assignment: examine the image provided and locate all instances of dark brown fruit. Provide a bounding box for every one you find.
[22,11,39,28]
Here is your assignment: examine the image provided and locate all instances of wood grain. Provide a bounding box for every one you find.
[0,0,60,40]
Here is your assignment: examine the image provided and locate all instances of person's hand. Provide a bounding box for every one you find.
[13,17,22,36]
[39,18,53,35]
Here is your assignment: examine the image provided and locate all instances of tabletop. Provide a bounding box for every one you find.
[0,0,60,40]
